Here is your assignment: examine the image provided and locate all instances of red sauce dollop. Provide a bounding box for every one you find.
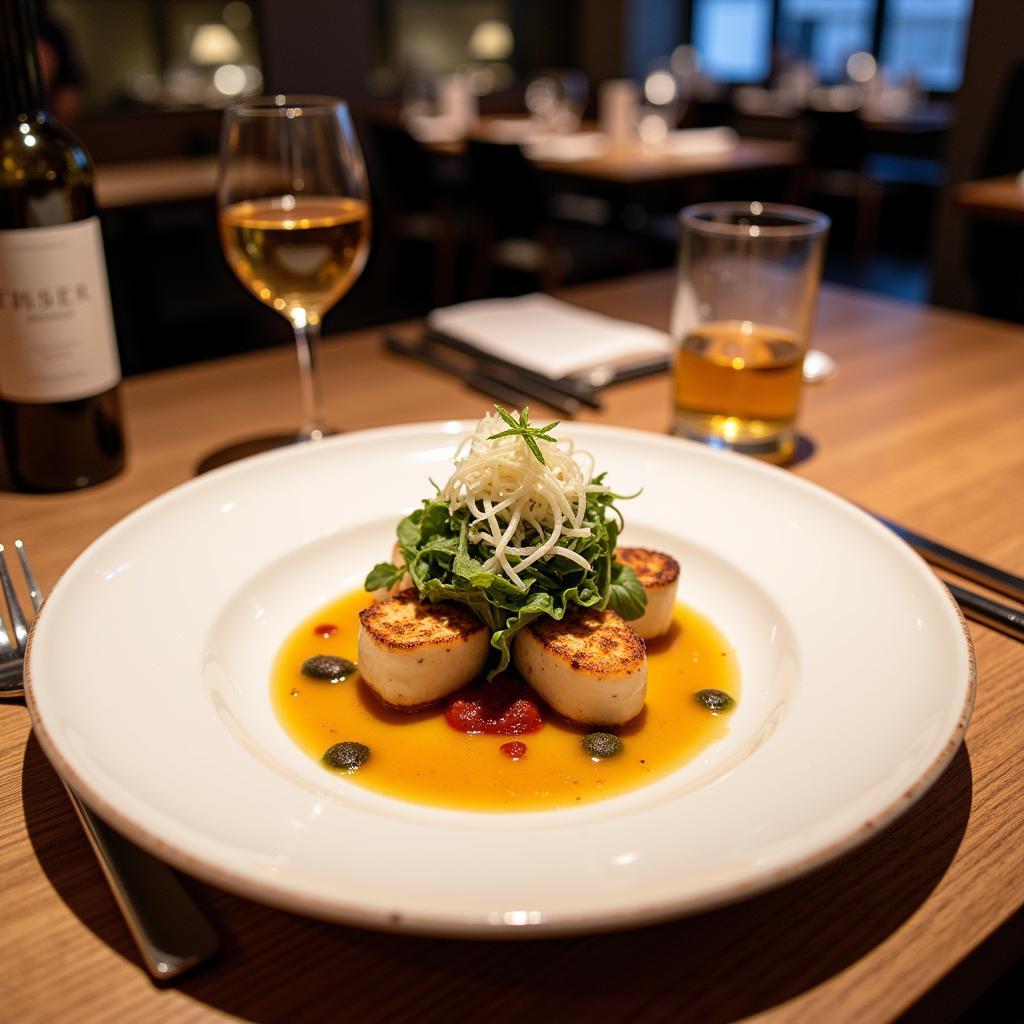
[500,741,527,760]
[445,678,544,736]
[313,623,338,638]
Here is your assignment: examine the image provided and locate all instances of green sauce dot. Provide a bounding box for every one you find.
[695,689,735,714]
[323,741,370,771]
[582,732,623,760]
[301,655,356,683]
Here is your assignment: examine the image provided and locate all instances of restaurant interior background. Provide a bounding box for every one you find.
[43,0,1022,376]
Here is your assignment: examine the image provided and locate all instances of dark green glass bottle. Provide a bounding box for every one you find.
[0,0,125,491]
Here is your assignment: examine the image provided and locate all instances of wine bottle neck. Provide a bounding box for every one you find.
[0,0,46,124]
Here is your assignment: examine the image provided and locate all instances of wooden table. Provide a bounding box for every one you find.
[952,175,1024,225]
[529,137,800,186]
[3,272,1023,1022]
[428,126,800,186]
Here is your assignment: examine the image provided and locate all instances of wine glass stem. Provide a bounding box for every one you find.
[293,318,325,441]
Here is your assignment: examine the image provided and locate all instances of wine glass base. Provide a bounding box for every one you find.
[194,430,336,476]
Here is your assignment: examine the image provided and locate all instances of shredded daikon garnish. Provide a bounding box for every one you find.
[442,408,609,589]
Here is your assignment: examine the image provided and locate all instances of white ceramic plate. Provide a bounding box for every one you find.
[26,422,974,937]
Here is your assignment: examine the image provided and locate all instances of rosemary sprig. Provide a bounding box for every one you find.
[487,405,560,464]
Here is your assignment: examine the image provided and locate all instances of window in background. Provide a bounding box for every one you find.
[691,0,772,83]
[880,0,973,91]
[629,0,683,80]
[777,0,874,83]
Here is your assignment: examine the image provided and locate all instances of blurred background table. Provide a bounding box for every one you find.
[953,175,1024,224]
[95,156,219,210]
[2,270,1023,1023]
[529,137,800,186]
[414,120,801,186]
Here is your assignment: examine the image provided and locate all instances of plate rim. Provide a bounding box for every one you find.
[24,420,977,937]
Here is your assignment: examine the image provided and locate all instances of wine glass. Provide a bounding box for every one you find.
[208,95,370,468]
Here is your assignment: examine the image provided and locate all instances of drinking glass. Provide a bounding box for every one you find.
[213,95,370,462]
[525,70,589,133]
[670,202,829,464]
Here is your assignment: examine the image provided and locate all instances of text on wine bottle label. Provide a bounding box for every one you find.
[0,216,121,403]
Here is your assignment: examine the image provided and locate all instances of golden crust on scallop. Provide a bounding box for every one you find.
[615,547,680,590]
[358,589,486,650]
[524,607,645,676]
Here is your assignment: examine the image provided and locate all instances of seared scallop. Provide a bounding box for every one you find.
[513,607,647,726]
[615,547,680,639]
[371,542,413,602]
[358,591,488,709]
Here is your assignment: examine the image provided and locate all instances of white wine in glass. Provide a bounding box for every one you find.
[210,96,370,467]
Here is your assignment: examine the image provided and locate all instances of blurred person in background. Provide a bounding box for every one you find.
[36,0,85,125]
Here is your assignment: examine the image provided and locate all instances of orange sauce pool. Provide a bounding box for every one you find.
[272,591,739,811]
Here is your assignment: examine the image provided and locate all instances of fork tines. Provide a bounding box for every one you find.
[0,540,36,695]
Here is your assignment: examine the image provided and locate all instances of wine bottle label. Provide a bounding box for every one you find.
[0,216,121,403]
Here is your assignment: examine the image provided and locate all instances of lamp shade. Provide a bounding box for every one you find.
[190,23,242,65]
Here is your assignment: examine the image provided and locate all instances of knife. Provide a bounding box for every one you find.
[66,784,222,981]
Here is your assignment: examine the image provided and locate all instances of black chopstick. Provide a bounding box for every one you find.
[384,334,580,417]
[945,582,1024,643]
[424,327,603,409]
[873,514,1024,604]
[872,512,1024,643]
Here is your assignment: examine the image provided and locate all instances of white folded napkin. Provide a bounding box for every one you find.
[660,126,739,156]
[427,293,671,380]
[524,132,608,163]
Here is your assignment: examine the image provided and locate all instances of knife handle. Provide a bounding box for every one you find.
[66,785,222,982]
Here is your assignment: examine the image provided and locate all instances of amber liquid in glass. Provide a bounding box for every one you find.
[218,195,370,319]
[673,320,804,461]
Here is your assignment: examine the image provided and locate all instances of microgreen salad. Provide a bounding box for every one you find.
[365,408,646,677]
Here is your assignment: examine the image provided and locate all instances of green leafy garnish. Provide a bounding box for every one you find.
[365,561,406,592]
[487,405,559,465]
[608,559,648,621]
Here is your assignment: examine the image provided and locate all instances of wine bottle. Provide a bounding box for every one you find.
[0,0,125,492]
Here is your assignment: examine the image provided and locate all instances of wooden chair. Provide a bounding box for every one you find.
[367,123,462,305]
[464,139,647,295]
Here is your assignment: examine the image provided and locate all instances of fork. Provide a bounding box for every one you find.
[0,540,222,981]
